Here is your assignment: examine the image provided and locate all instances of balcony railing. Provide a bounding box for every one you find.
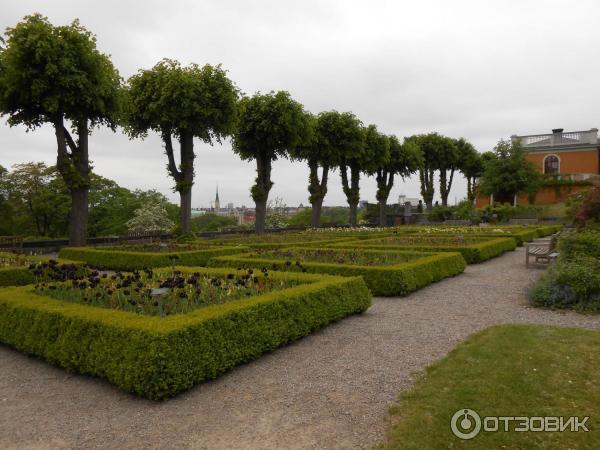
[512,129,598,148]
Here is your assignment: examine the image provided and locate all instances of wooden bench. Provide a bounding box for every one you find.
[526,236,559,267]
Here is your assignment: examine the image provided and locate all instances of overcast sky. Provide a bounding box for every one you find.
[1,0,599,208]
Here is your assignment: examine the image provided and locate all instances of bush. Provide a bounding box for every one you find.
[208,249,466,296]
[572,186,600,227]
[529,255,600,312]
[0,268,370,400]
[559,230,600,259]
[59,246,250,270]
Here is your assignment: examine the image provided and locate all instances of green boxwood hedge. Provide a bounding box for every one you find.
[208,248,466,296]
[330,236,516,264]
[58,245,250,270]
[0,266,35,287]
[0,255,84,287]
[0,268,370,400]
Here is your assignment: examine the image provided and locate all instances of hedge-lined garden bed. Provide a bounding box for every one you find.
[208,248,466,296]
[0,267,370,400]
[59,245,250,270]
[0,253,84,287]
[330,236,516,264]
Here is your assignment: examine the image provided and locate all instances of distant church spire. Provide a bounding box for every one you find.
[214,185,220,212]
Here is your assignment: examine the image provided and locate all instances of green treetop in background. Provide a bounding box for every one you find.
[292,110,364,227]
[0,14,122,245]
[232,91,311,233]
[406,132,457,210]
[125,59,238,234]
[479,139,541,203]
[457,140,485,203]
[366,135,422,225]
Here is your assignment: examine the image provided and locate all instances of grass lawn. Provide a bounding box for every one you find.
[380,324,600,449]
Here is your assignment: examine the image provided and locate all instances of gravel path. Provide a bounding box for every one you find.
[2,245,600,450]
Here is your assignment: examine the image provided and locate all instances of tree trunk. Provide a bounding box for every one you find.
[255,197,267,233]
[253,152,273,233]
[340,162,361,227]
[69,188,88,246]
[311,197,324,228]
[349,202,358,227]
[378,198,387,227]
[54,116,90,246]
[180,189,192,234]
[419,167,435,210]
[308,160,328,228]
[179,132,195,234]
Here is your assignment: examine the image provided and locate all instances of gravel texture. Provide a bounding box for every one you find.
[2,244,600,450]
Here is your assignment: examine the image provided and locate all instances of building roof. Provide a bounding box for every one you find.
[512,128,598,152]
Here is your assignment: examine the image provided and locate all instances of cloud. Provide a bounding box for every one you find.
[2,0,599,208]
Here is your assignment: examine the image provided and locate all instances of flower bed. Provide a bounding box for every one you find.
[330,236,517,264]
[37,266,305,316]
[0,268,370,400]
[0,253,84,287]
[208,248,466,296]
[58,245,250,270]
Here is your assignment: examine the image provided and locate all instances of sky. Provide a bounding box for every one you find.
[1,0,599,209]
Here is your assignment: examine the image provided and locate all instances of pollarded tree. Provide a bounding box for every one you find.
[361,126,390,225]
[232,91,311,233]
[333,115,366,227]
[406,133,456,210]
[292,110,364,227]
[0,14,121,245]
[436,137,460,207]
[367,135,422,226]
[458,142,485,203]
[125,59,238,234]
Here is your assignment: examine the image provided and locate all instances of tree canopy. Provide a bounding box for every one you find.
[479,139,540,202]
[232,91,311,232]
[292,110,364,227]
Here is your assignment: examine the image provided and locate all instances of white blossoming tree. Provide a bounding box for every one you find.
[126,203,174,233]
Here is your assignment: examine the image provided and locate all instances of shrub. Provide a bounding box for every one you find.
[572,186,600,227]
[559,230,600,259]
[208,248,466,296]
[58,246,250,270]
[529,255,600,312]
[0,268,370,400]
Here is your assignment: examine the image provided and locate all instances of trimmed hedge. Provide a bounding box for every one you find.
[0,256,84,287]
[0,266,35,287]
[58,245,250,270]
[206,237,358,250]
[208,248,466,296]
[330,236,516,264]
[0,268,370,400]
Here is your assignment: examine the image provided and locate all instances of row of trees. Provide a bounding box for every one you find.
[0,14,485,245]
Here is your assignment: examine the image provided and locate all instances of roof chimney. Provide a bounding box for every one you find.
[552,128,564,134]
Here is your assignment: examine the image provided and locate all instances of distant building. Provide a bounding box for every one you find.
[476,128,600,206]
[398,194,421,207]
[214,186,220,212]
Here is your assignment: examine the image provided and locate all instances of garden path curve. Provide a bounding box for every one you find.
[2,244,600,449]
